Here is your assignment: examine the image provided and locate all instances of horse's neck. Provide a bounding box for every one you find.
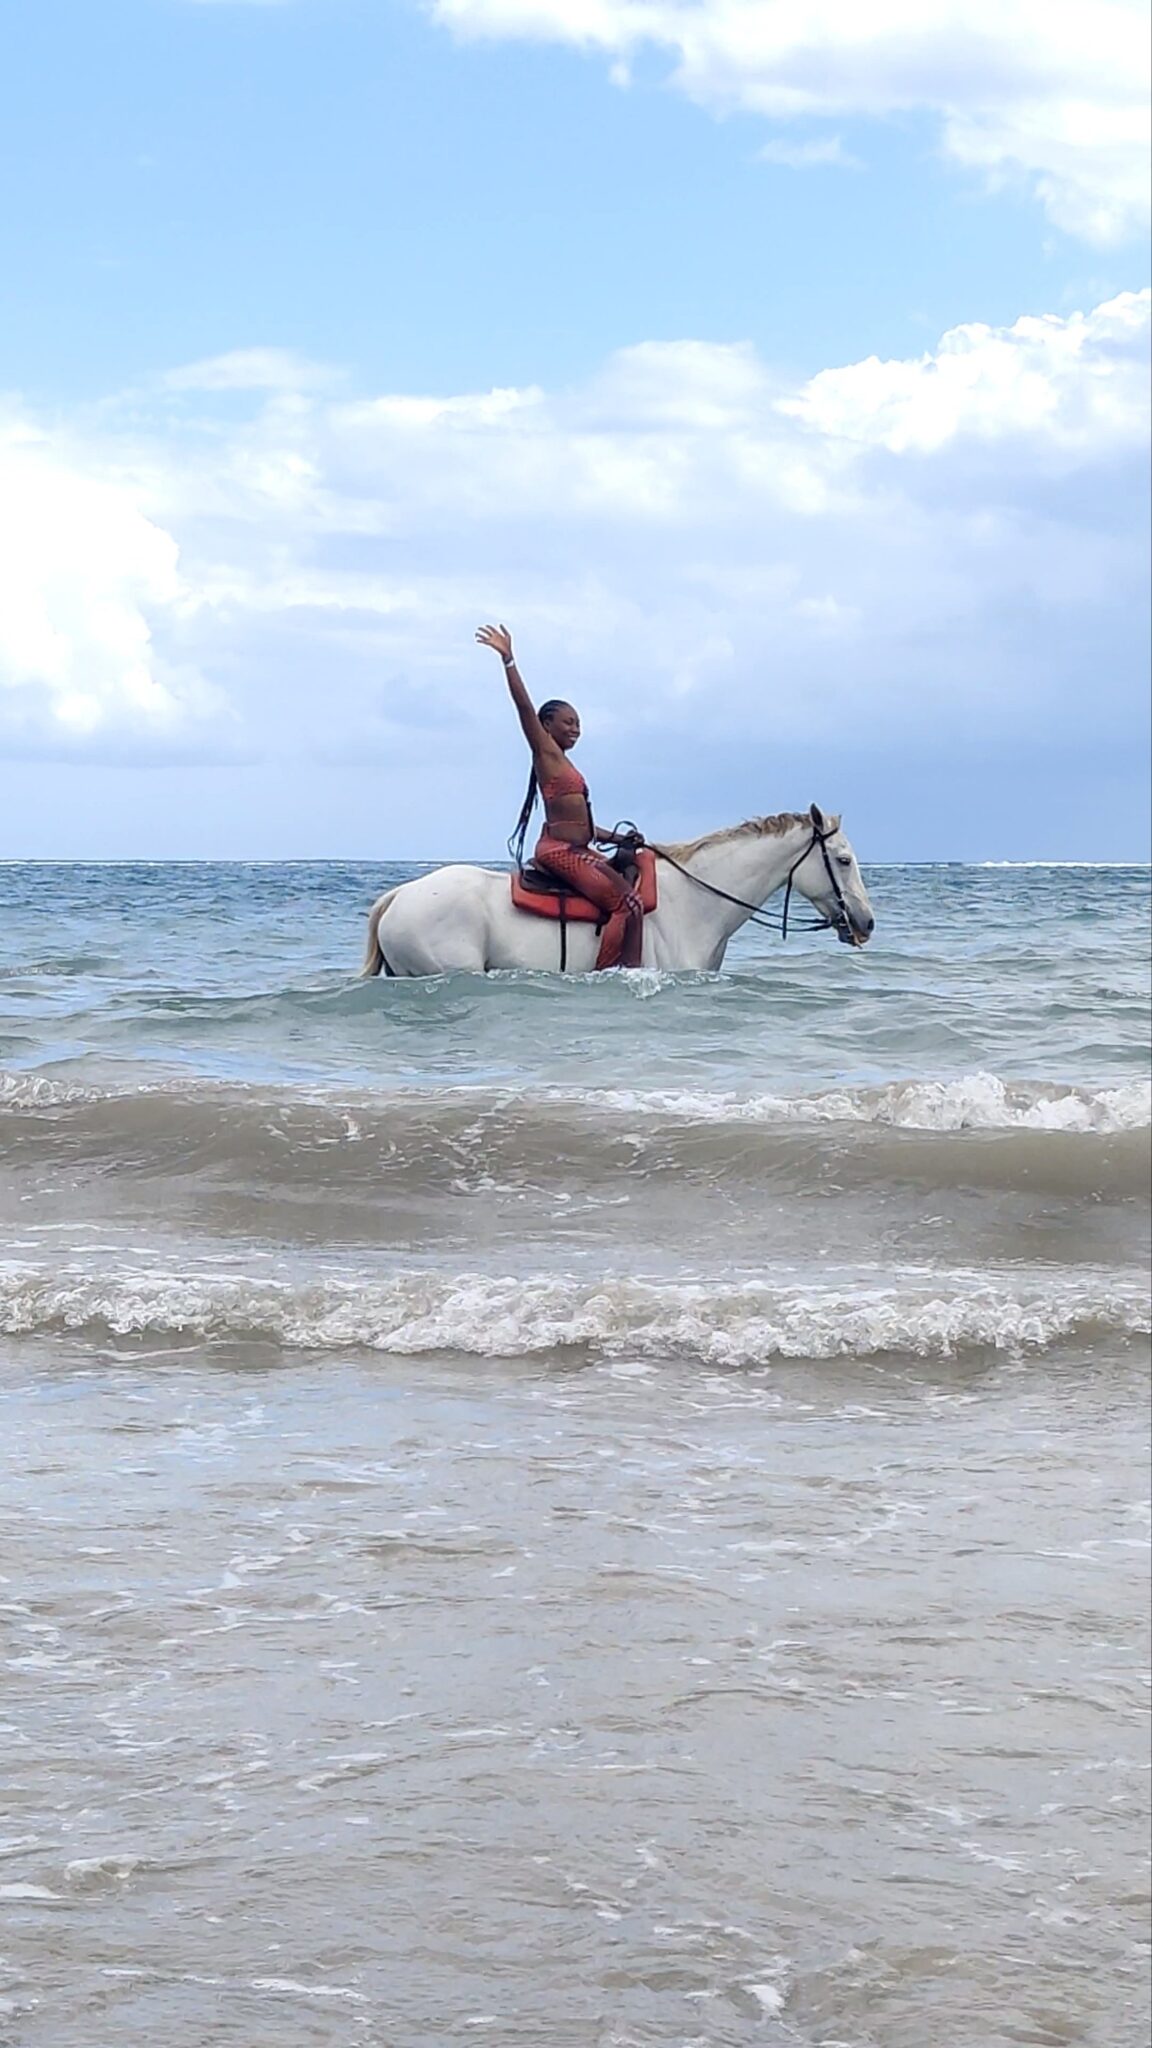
[681,823,809,931]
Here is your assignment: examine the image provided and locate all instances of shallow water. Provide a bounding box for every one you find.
[1,860,1149,2045]
[3,1341,1148,2048]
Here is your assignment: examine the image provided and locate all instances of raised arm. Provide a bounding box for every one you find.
[476,623,563,769]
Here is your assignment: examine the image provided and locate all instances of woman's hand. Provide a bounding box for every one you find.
[476,623,514,663]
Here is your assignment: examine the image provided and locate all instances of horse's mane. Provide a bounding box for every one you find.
[658,811,811,863]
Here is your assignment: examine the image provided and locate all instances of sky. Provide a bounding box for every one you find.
[0,0,1148,860]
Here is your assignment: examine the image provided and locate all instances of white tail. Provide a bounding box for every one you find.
[361,888,400,977]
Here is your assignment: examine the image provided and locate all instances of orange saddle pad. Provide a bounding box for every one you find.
[510,848,658,922]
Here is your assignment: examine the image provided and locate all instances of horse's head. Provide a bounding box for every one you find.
[792,804,875,946]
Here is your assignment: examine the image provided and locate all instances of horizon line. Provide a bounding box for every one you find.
[1,857,1148,869]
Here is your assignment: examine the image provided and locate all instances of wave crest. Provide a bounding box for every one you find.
[3,1068,1146,1131]
[596,1074,1152,1134]
[1,1264,1146,1365]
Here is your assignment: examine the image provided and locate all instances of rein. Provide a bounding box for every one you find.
[651,825,852,940]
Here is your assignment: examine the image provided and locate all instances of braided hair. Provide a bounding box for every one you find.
[508,700,569,868]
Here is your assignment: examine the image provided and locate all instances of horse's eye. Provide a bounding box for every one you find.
[836,855,852,868]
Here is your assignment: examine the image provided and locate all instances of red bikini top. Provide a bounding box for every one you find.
[539,760,589,803]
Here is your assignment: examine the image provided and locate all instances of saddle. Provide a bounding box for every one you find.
[510,847,659,923]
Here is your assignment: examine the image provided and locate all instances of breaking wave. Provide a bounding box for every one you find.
[3,1068,1146,1130]
[592,1073,1152,1134]
[0,1262,1147,1364]
[2,1071,1148,1205]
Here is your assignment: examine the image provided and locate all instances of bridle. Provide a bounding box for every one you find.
[645,821,857,941]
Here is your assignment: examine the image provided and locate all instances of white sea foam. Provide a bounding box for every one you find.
[591,1074,1152,1134]
[0,1071,98,1107]
[3,1066,1147,1132]
[251,1979,367,2004]
[745,1979,787,2016]
[975,861,1149,868]
[0,1263,1146,1363]
[63,1857,142,1889]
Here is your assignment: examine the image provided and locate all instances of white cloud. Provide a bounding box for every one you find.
[1,292,1146,787]
[0,420,222,750]
[757,135,861,170]
[780,291,1152,454]
[431,0,1151,243]
[163,348,339,394]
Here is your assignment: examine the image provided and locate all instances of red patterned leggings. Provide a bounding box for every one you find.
[534,837,644,969]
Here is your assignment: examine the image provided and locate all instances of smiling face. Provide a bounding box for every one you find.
[797,805,875,945]
[541,701,582,751]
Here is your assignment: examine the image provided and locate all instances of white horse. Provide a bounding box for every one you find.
[362,805,874,976]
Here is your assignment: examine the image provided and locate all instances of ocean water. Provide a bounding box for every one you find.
[1,859,1149,2048]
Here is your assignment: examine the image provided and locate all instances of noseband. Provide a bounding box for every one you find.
[654,823,855,941]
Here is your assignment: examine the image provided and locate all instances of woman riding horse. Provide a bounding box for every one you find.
[476,623,645,970]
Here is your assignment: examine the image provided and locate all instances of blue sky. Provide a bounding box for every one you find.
[0,0,1148,858]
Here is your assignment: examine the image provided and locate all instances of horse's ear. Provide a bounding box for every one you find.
[809,803,841,836]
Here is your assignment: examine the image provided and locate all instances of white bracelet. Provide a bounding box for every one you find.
[502,652,515,667]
